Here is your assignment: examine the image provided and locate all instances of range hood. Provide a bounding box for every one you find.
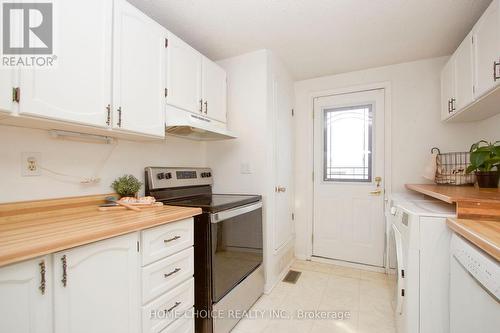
[165,106,237,141]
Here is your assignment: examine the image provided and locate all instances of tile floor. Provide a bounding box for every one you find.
[232,260,396,333]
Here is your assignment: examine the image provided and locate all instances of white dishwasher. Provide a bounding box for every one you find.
[450,234,500,333]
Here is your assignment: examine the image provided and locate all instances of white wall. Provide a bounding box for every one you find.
[0,125,206,203]
[293,56,500,259]
[207,50,295,292]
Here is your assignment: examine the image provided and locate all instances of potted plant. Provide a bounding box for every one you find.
[466,140,500,188]
[111,174,143,198]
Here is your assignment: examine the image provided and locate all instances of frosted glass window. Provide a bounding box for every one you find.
[323,105,373,182]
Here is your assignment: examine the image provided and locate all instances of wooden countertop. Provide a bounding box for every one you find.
[405,184,500,204]
[0,194,202,267]
[447,218,500,261]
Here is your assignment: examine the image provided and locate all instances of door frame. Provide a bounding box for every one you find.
[306,81,392,270]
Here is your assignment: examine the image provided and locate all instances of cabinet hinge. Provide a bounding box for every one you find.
[164,88,168,97]
[291,109,294,117]
[165,38,168,48]
[292,213,295,220]
[137,241,140,252]
[12,87,20,103]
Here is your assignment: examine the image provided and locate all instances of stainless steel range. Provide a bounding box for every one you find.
[145,167,264,333]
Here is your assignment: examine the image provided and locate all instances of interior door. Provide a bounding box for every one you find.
[313,89,385,267]
[113,0,166,137]
[53,233,139,333]
[166,33,202,114]
[473,0,500,98]
[19,0,112,127]
[202,56,227,123]
[273,75,294,251]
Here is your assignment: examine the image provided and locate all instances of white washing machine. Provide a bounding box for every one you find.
[390,198,456,333]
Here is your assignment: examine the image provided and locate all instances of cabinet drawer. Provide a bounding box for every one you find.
[142,278,194,333]
[142,247,194,304]
[141,218,193,266]
[161,317,194,333]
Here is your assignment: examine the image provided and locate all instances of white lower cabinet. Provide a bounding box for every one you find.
[161,316,194,333]
[0,218,194,333]
[142,278,195,333]
[141,218,195,333]
[0,256,53,333]
[53,233,140,333]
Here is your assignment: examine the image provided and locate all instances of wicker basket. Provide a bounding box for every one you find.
[432,147,475,185]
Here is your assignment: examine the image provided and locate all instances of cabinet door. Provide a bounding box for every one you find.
[18,0,112,127]
[441,57,456,120]
[53,233,140,333]
[0,69,15,114]
[0,256,53,333]
[473,0,500,98]
[166,33,202,114]
[454,33,474,111]
[202,56,227,123]
[113,0,166,137]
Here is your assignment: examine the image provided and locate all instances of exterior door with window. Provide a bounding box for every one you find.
[313,89,385,267]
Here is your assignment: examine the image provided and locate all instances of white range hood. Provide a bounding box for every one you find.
[165,106,236,141]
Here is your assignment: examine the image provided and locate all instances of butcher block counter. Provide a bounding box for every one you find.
[447,218,500,261]
[0,194,201,267]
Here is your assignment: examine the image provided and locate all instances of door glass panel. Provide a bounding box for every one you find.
[323,104,373,182]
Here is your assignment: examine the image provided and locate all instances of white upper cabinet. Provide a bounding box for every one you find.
[53,233,139,333]
[18,0,113,127]
[442,0,500,122]
[113,0,166,137]
[0,256,53,333]
[441,56,456,120]
[202,56,227,123]
[0,69,15,114]
[166,33,202,114]
[454,33,474,111]
[473,0,500,98]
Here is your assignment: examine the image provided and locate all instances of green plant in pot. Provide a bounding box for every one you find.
[111,175,142,197]
[466,140,500,188]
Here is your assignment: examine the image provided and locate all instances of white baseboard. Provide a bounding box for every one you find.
[311,256,386,273]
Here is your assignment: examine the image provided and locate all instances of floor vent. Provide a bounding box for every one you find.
[282,270,301,284]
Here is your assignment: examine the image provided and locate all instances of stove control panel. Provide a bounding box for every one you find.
[146,167,213,190]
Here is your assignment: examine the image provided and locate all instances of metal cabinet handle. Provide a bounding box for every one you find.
[494,61,500,81]
[61,255,67,287]
[447,99,452,113]
[105,104,111,126]
[164,268,181,278]
[451,98,456,112]
[39,261,46,295]
[370,189,383,195]
[204,101,208,114]
[199,99,203,113]
[164,301,181,314]
[164,235,181,244]
[117,107,122,127]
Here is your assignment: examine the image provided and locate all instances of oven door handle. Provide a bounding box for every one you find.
[210,201,262,223]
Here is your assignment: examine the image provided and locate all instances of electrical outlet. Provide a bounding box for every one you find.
[22,152,41,176]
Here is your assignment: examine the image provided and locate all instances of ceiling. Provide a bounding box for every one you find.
[129,0,492,80]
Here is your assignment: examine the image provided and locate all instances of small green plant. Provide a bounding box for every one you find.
[111,174,142,197]
[466,140,500,173]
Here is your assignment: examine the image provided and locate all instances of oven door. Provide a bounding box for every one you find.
[210,201,263,303]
